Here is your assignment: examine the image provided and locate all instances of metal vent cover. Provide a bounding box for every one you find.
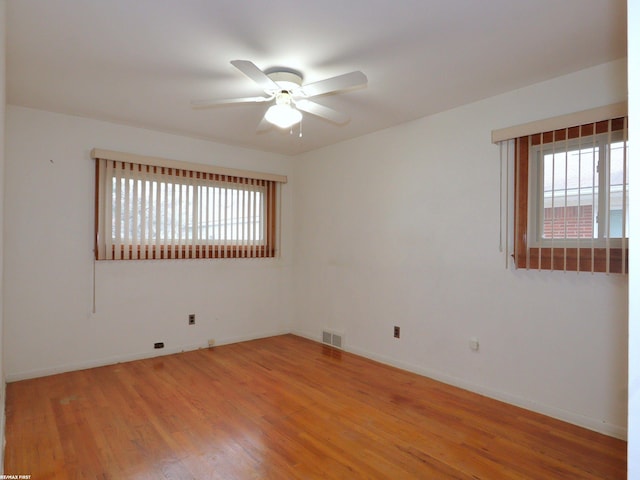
[322,330,344,349]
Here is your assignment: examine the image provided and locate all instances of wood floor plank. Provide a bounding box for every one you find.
[4,334,626,479]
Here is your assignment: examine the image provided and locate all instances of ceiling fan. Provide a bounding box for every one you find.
[191,60,367,130]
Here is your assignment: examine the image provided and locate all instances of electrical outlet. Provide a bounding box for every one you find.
[394,326,400,338]
[208,339,216,348]
[469,337,480,351]
[188,314,196,325]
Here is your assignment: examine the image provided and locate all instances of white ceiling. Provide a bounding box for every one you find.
[6,0,627,156]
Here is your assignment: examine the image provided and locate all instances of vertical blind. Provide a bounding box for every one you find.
[93,150,285,260]
[493,104,629,274]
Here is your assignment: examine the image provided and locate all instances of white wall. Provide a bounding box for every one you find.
[293,59,629,438]
[0,0,6,470]
[4,106,294,380]
[628,0,639,476]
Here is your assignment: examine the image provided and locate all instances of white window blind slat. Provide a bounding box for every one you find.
[622,117,628,274]
[131,165,140,259]
[114,162,122,260]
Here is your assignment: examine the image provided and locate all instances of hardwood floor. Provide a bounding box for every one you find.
[5,334,626,479]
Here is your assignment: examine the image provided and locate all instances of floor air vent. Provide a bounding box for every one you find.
[322,330,343,349]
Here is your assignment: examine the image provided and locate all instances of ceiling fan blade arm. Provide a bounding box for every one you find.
[230,60,280,91]
[297,71,367,97]
[295,100,350,124]
[191,96,273,108]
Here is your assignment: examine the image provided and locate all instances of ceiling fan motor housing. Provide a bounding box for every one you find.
[267,70,303,92]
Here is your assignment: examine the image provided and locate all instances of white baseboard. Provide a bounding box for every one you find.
[291,329,627,440]
[5,329,290,383]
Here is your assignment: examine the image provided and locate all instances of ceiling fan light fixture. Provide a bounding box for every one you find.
[265,103,302,129]
[265,92,302,128]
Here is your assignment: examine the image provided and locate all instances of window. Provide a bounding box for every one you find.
[514,117,628,273]
[93,150,285,260]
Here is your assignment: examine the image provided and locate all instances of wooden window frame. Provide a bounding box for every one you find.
[514,118,628,273]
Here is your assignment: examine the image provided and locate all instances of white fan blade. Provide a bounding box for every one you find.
[295,99,350,124]
[297,71,367,97]
[191,96,272,108]
[231,60,280,91]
